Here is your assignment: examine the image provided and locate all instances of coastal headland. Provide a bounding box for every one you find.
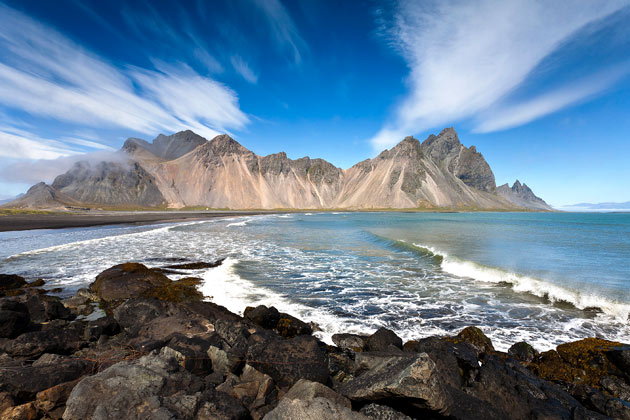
[1,259,629,419]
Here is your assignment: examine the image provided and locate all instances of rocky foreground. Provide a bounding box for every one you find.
[1,262,629,420]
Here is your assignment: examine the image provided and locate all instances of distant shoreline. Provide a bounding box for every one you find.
[0,210,272,232]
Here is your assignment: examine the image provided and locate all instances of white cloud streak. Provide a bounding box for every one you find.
[476,65,630,133]
[0,149,131,185]
[0,130,77,160]
[0,3,249,144]
[230,55,259,84]
[252,0,306,65]
[371,0,628,148]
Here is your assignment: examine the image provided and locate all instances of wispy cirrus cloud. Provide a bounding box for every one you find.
[0,2,249,145]
[230,55,259,84]
[252,0,307,65]
[371,0,629,148]
[0,129,78,160]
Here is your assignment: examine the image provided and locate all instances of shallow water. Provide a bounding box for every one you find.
[1,212,628,351]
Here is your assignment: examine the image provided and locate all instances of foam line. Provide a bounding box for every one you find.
[411,242,630,321]
[5,220,206,260]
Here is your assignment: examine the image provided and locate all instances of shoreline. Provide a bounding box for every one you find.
[0,207,555,232]
[0,210,275,232]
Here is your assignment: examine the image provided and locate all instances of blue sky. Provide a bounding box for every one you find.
[0,0,628,206]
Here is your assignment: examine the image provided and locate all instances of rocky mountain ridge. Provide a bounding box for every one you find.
[5,128,550,211]
[497,180,552,211]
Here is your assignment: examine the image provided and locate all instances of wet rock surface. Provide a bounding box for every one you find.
[0,263,628,419]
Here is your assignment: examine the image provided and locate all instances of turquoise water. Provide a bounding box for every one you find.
[0,212,628,350]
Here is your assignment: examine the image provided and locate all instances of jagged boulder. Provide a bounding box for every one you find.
[332,333,368,352]
[0,321,88,358]
[359,403,412,420]
[0,355,95,401]
[0,300,30,338]
[246,334,329,389]
[339,352,449,414]
[63,348,222,420]
[264,379,366,420]
[365,327,402,352]
[244,305,312,338]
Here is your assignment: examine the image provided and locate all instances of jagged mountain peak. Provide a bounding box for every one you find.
[497,179,551,211]
[123,130,207,160]
[208,134,251,155]
[421,127,461,160]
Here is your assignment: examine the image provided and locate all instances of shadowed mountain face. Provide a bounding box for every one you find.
[51,161,165,207]
[497,181,552,211]
[1,182,80,209]
[8,128,550,210]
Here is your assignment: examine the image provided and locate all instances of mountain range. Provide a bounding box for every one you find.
[4,127,552,211]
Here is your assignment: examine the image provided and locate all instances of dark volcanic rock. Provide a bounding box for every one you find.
[0,300,29,338]
[508,341,539,363]
[0,275,27,292]
[90,262,170,303]
[216,363,277,419]
[163,258,225,270]
[0,321,87,358]
[246,334,329,389]
[456,326,495,356]
[0,356,94,401]
[244,305,281,330]
[339,352,448,414]
[332,333,368,352]
[113,298,216,348]
[63,348,209,420]
[365,327,403,352]
[244,305,312,338]
[360,403,412,420]
[264,379,365,420]
[25,294,73,323]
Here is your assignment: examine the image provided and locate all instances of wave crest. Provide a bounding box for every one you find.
[409,242,630,322]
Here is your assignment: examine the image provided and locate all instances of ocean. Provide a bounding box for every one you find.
[1,212,628,351]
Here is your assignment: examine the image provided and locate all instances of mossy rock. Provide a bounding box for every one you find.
[455,326,495,355]
[90,262,170,303]
[275,316,312,338]
[530,338,624,388]
[508,341,538,363]
[140,277,204,303]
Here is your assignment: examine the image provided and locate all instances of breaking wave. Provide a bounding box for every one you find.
[408,242,630,322]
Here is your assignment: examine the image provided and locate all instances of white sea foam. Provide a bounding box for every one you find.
[412,242,630,322]
[226,221,248,227]
[199,257,373,344]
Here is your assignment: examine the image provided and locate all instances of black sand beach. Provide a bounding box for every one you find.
[0,211,270,232]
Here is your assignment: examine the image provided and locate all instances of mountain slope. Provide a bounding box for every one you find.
[1,182,81,210]
[10,128,551,211]
[51,160,165,207]
[497,181,552,211]
[150,135,345,208]
[336,130,511,209]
